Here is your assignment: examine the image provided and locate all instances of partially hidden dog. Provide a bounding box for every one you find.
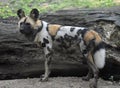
[17,8,105,88]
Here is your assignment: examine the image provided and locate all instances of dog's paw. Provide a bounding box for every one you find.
[39,74,48,82]
[82,76,90,81]
[40,77,48,82]
[89,83,97,88]
[89,80,97,88]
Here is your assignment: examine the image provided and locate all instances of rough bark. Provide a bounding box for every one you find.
[0,7,120,80]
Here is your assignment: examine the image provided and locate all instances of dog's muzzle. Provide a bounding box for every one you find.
[19,27,33,35]
[20,28,25,34]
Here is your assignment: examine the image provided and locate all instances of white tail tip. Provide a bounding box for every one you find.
[94,49,106,69]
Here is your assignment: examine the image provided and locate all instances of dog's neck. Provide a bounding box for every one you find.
[30,20,61,42]
[33,21,43,36]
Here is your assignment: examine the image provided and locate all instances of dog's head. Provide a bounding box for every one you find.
[17,8,42,35]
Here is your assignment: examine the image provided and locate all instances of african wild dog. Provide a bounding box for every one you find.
[17,8,105,88]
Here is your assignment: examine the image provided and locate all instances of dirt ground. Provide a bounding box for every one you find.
[0,77,119,88]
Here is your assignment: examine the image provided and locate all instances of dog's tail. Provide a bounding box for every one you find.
[93,42,105,69]
[83,30,106,69]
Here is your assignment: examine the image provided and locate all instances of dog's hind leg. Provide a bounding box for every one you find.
[80,46,98,88]
[79,40,93,81]
[87,52,99,88]
[82,65,93,81]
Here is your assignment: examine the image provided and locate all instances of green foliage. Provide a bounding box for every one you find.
[0,0,118,18]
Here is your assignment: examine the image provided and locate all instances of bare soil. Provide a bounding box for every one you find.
[0,77,119,88]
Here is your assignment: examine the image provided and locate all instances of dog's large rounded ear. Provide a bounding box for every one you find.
[30,8,39,21]
[17,9,25,19]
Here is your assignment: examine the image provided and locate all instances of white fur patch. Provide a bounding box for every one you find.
[94,49,105,69]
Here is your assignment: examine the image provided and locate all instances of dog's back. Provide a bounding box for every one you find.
[48,25,105,69]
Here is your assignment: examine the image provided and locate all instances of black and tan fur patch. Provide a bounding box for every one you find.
[83,30,101,46]
[48,24,61,36]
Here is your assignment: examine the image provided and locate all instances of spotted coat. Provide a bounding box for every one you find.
[17,8,105,88]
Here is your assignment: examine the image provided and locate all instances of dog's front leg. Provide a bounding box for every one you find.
[40,44,53,82]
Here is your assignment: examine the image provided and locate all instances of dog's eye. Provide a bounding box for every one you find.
[26,23,30,25]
